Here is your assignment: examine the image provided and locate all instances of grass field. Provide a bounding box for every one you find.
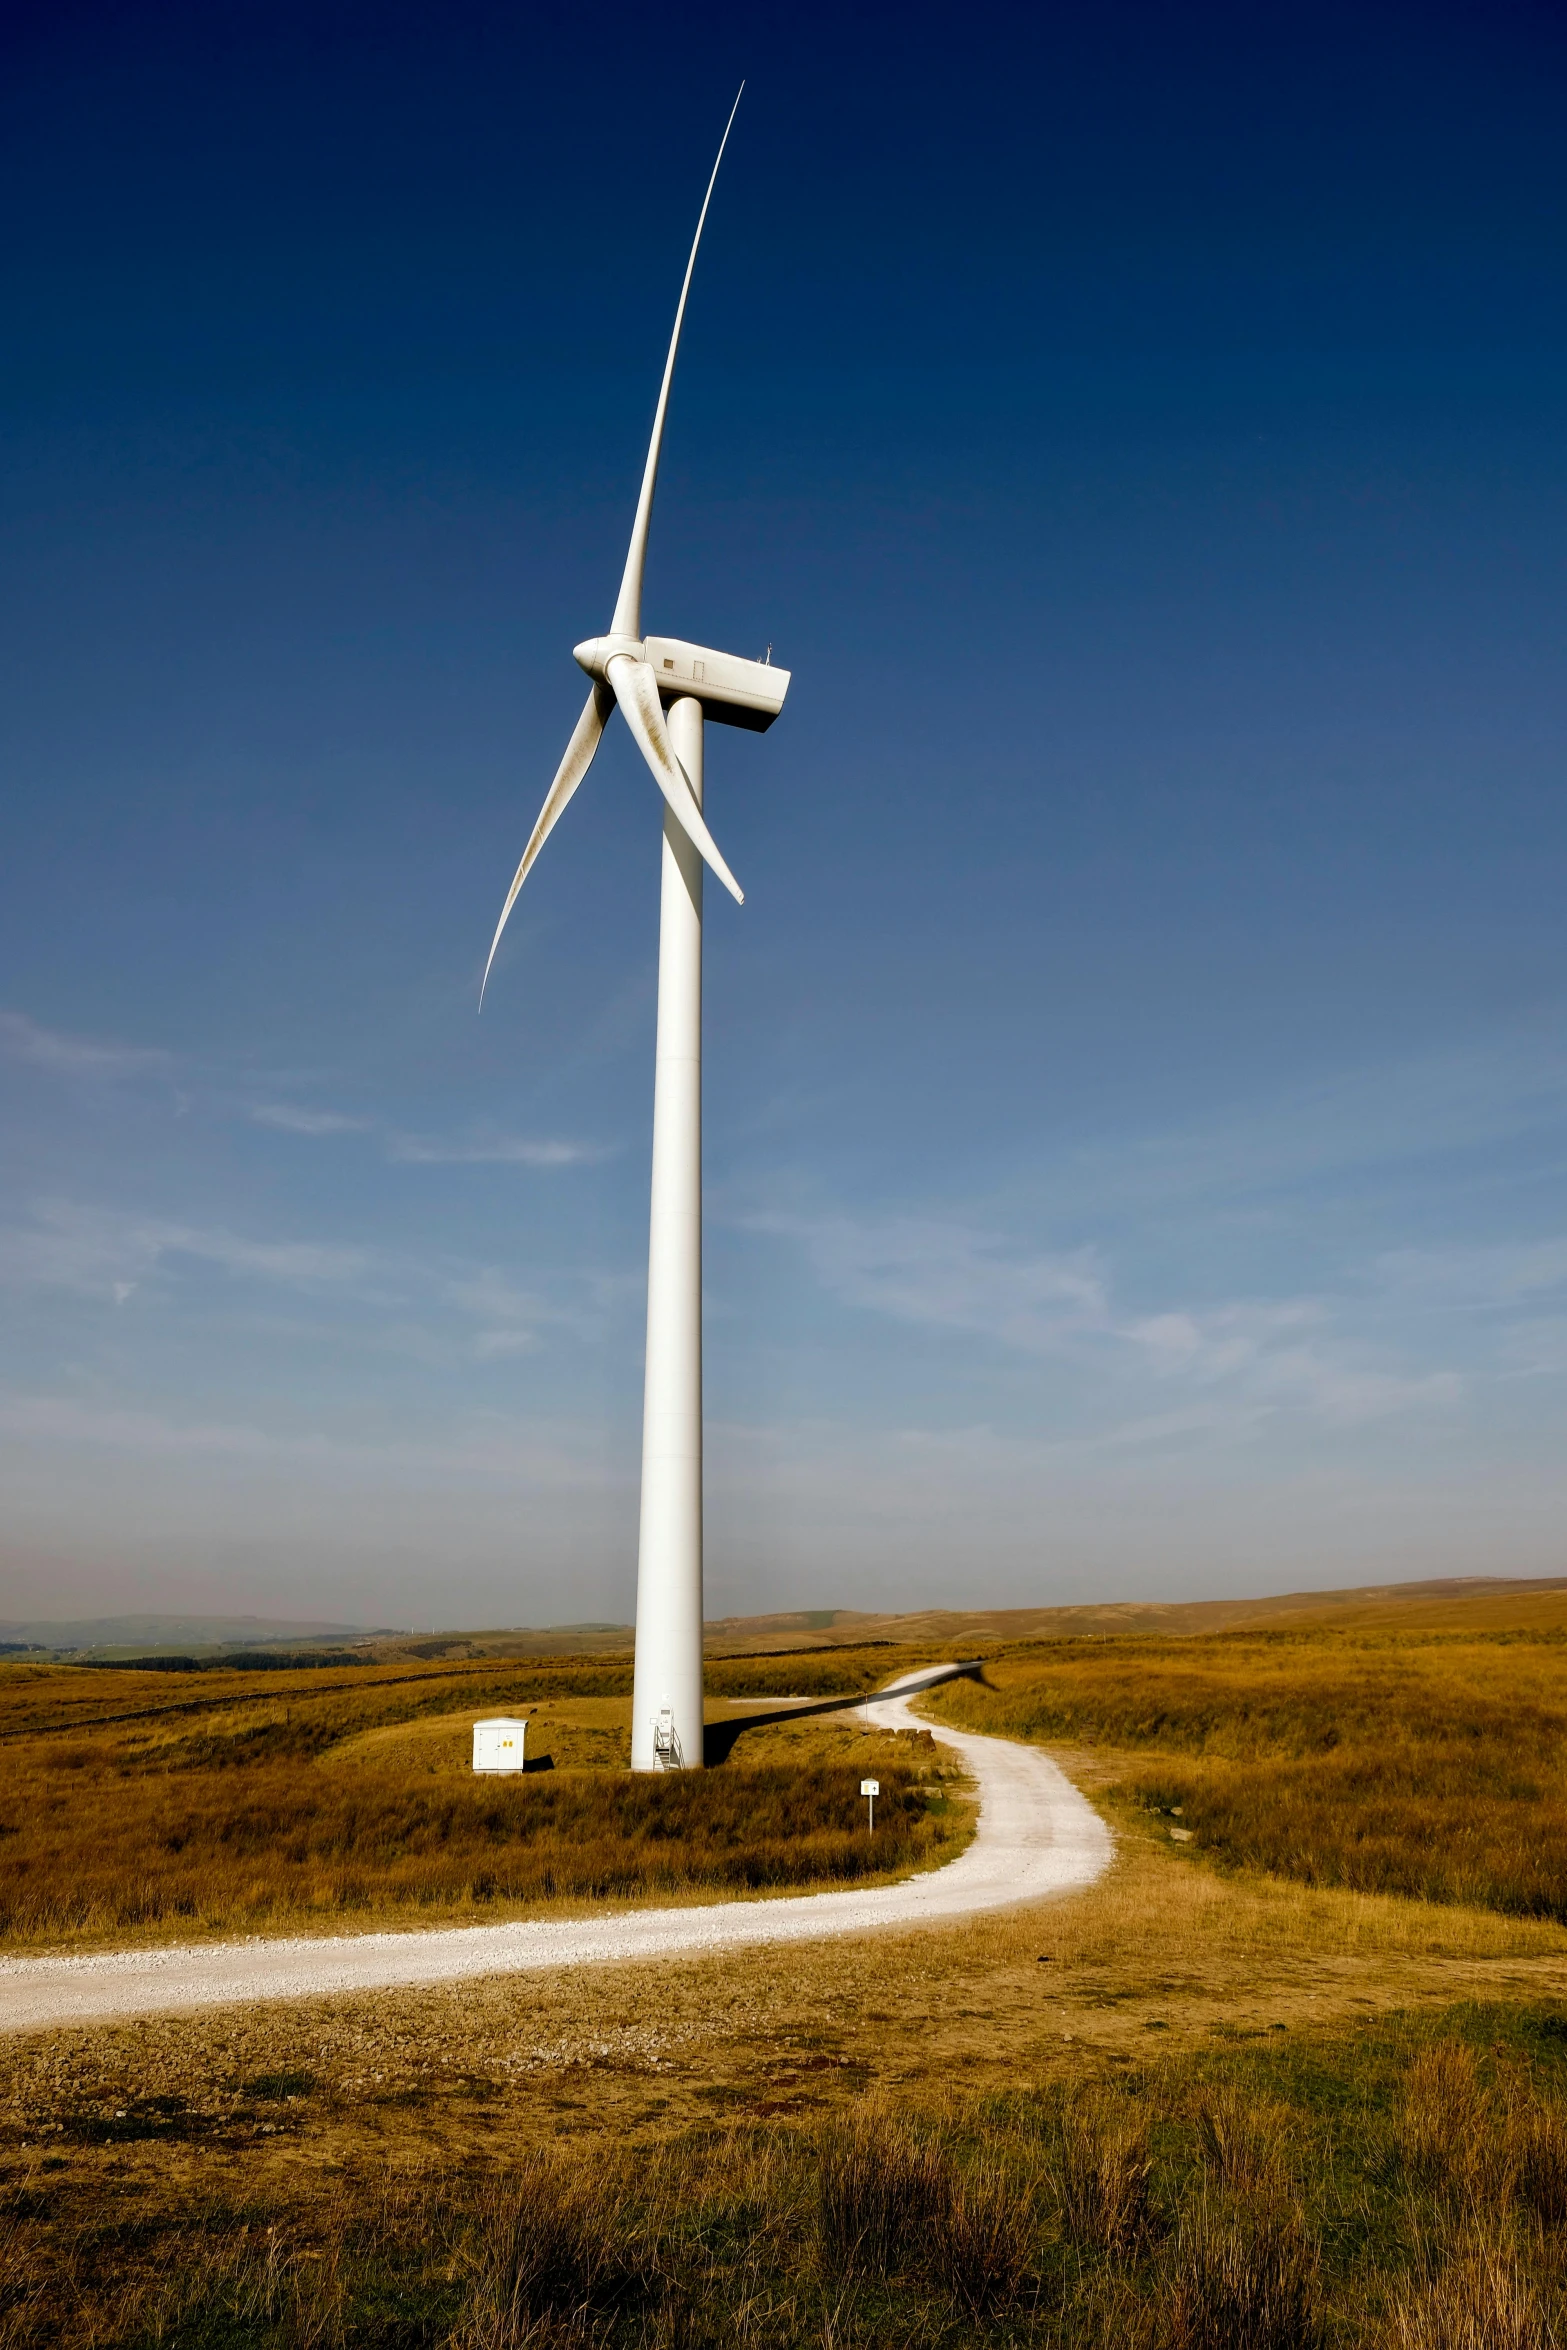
[7,1579,1567,2341]
[12,2013,1567,2345]
[925,1589,1567,1922]
[0,1647,967,1950]
[6,1766,1567,2345]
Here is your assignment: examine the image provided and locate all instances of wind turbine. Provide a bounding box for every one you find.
[481,89,789,1772]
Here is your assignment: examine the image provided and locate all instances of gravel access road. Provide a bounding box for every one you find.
[0,1671,1112,2036]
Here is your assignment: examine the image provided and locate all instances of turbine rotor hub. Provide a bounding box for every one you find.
[572,634,643,681]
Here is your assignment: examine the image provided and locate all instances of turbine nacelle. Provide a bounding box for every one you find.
[574,633,791,734]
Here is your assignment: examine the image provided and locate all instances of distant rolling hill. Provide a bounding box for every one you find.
[698,1575,1567,1651]
[9,1573,1566,1667]
[0,1612,375,1656]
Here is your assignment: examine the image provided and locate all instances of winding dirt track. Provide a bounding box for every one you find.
[0,1671,1112,2036]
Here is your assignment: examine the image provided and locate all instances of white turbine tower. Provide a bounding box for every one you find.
[481,90,788,1773]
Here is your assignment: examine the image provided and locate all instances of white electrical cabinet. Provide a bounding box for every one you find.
[471,1717,528,1774]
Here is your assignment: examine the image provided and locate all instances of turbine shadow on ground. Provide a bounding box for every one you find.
[704,1661,983,1766]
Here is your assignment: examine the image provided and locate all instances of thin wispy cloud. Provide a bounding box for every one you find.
[1031,1023,1567,1224]
[755,1207,1462,1429]
[1495,1319,1567,1379]
[0,1391,305,1461]
[749,1212,1108,1351]
[390,1133,607,1168]
[1125,1300,1461,1424]
[241,1099,604,1168]
[1375,1239,1567,1304]
[249,1102,371,1137]
[446,1266,637,1357]
[0,1009,171,1083]
[0,1194,635,1378]
[0,1201,372,1301]
[1,1007,605,1174]
[0,1388,620,1489]
[446,1270,549,1358]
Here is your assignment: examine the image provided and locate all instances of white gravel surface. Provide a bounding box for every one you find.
[0,1673,1112,2037]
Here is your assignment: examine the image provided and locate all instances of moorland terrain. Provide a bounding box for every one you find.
[0,1650,969,1949]
[3,1574,1567,2344]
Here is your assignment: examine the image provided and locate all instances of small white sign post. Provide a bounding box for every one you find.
[861,1777,879,1833]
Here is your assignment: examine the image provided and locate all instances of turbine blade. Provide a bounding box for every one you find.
[608,84,744,642]
[608,656,745,905]
[480,682,614,1004]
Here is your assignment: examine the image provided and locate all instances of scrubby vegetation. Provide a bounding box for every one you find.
[0,1759,953,1943]
[925,1610,1567,1920]
[13,1588,1567,2340]
[0,1649,961,1948]
[9,2010,1567,2344]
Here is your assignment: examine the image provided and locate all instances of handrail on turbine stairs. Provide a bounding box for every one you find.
[653,1704,684,1767]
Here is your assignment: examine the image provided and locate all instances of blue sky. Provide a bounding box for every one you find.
[2,0,1564,1627]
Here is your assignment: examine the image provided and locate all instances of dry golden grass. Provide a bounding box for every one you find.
[10,1995,1567,2345]
[925,1593,1567,1920]
[0,1650,966,1952]
[0,1752,958,1947]
[4,1773,1567,2343]
[9,1585,1567,2339]
[0,1640,916,1748]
